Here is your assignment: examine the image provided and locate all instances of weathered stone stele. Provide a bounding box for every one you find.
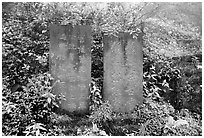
[49,24,91,113]
[103,33,143,112]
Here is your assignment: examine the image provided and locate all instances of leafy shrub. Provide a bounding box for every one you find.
[132,100,202,136]
[142,52,202,136]
[138,100,175,123]
[76,123,108,136]
[143,54,181,104]
[143,53,202,114]
[91,33,103,80]
[134,100,174,136]
[89,79,103,112]
[172,55,202,114]
[2,3,50,89]
[163,109,202,136]
[89,101,113,125]
[164,125,202,136]
[23,123,47,136]
[89,33,104,112]
[89,101,114,135]
[2,73,63,136]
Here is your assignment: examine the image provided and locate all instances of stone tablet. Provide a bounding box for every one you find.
[103,33,143,112]
[49,24,91,113]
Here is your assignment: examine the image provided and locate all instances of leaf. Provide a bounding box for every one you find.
[172,119,189,128]
[26,125,33,130]
[42,30,47,33]
[99,130,107,136]
[36,129,40,136]
[153,91,161,99]
[165,116,175,128]
[52,101,59,108]
[92,122,99,132]
[44,103,48,108]
[162,79,169,88]
[23,130,30,135]
[47,97,51,104]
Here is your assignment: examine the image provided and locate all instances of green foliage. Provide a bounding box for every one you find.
[141,47,202,136]
[87,98,201,136]
[143,55,180,102]
[2,73,63,136]
[89,33,104,112]
[76,123,108,136]
[23,123,47,136]
[89,101,113,125]
[92,33,103,79]
[143,53,202,113]
[135,100,175,136]
[172,55,202,113]
[89,101,114,135]
[2,3,50,89]
[163,109,202,136]
[89,79,103,112]
[134,100,202,136]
